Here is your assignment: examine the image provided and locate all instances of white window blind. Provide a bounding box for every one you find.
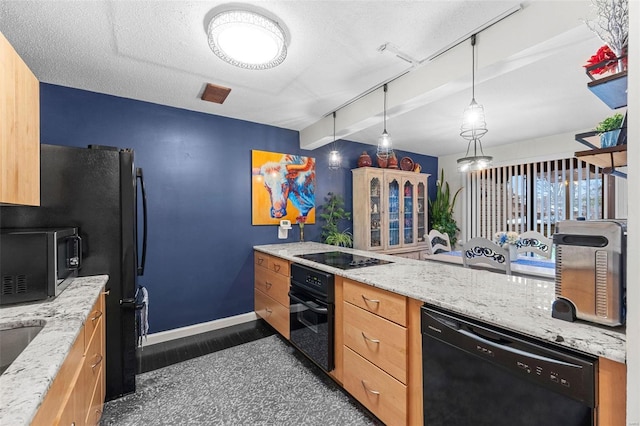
[464,158,605,240]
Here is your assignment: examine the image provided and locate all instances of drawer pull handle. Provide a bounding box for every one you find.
[265,281,273,289]
[91,311,103,322]
[361,295,380,304]
[91,354,104,369]
[258,257,265,265]
[361,332,380,344]
[273,264,281,272]
[361,380,380,396]
[102,290,110,296]
[265,308,273,315]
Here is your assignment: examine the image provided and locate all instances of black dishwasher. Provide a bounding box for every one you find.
[421,305,596,426]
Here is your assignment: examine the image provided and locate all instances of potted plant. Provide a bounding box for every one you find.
[429,169,462,247]
[595,113,624,147]
[319,192,353,247]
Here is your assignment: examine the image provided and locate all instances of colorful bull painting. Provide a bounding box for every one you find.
[251,150,316,225]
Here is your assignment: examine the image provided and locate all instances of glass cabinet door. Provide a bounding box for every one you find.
[403,180,414,245]
[369,177,382,249]
[387,178,400,248]
[417,182,426,244]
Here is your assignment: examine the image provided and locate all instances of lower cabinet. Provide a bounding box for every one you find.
[254,251,290,339]
[32,290,106,426]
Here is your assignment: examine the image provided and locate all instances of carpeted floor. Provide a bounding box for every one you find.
[101,335,381,425]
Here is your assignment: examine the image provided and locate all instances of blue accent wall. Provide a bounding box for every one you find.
[40,83,438,333]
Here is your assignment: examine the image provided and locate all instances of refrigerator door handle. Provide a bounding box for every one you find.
[136,167,148,276]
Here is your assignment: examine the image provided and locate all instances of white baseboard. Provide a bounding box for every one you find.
[144,312,259,347]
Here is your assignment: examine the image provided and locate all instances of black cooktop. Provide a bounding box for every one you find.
[295,251,393,270]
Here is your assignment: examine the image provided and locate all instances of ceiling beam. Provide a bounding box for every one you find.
[299,0,591,151]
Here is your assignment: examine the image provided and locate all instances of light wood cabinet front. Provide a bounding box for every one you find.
[0,31,40,206]
[343,279,406,326]
[255,288,290,339]
[343,347,407,426]
[343,301,407,383]
[32,291,106,426]
[254,266,290,307]
[254,251,289,277]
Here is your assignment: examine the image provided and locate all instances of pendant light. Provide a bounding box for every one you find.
[328,112,341,170]
[458,34,492,172]
[377,84,393,158]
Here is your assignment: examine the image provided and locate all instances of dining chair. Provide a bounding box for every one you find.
[462,237,511,275]
[517,231,553,259]
[427,229,452,254]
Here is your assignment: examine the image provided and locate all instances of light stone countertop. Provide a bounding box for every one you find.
[0,275,108,426]
[254,242,626,364]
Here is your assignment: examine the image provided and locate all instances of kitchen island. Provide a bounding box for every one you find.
[0,275,108,426]
[254,242,626,426]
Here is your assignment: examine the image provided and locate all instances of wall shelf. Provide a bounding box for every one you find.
[587,70,627,109]
[575,145,627,178]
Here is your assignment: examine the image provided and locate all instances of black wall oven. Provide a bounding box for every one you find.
[289,263,335,372]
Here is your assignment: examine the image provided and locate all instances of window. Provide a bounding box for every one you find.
[462,158,610,241]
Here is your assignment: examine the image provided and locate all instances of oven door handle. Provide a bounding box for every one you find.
[288,292,329,314]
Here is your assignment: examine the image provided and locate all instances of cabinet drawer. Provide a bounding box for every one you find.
[84,295,104,353]
[85,360,105,426]
[344,302,407,383]
[254,251,289,277]
[255,288,290,339]
[343,347,407,426]
[343,279,407,326]
[255,266,290,307]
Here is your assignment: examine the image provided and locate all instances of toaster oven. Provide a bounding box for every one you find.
[552,219,626,326]
[0,228,82,305]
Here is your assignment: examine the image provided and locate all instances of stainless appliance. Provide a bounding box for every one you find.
[0,144,147,400]
[552,219,626,326]
[289,263,335,372]
[422,305,596,426]
[294,251,393,269]
[0,227,82,305]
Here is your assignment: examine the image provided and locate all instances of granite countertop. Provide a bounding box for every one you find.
[0,275,109,426]
[254,242,626,364]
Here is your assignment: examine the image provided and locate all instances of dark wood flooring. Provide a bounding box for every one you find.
[136,319,276,373]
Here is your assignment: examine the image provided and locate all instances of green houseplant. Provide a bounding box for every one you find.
[429,169,462,247]
[319,192,353,247]
[595,113,624,148]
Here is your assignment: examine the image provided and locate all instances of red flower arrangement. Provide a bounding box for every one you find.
[584,45,627,75]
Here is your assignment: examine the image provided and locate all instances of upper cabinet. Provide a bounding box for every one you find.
[352,167,429,259]
[1,31,40,206]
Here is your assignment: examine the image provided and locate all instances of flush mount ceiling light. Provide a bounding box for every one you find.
[207,10,287,70]
[458,34,492,172]
[328,112,341,170]
[377,84,393,158]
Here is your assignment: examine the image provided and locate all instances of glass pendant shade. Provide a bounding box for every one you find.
[208,10,287,70]
[377,84,393,158]
[328,150,341,170]
[460,98,488,141]
[328,111,341,170]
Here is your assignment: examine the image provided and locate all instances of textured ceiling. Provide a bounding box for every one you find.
[0,1,613,156]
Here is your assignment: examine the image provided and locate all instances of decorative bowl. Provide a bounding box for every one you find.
[400,157,414,171]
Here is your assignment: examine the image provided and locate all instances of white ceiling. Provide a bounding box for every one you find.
[0,1,613,157]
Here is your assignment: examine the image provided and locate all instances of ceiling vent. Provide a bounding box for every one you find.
[201,83,231,104]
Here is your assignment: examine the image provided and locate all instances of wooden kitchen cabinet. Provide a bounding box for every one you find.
[254,251,290,339]
[352,168,429,258]
[342,279,410,426]
[32,290,106,426]
[0,31,40,206]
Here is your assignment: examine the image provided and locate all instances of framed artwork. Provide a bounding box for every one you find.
[251,150,316,225]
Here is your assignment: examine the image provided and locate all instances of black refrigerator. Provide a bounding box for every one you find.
[0,144,147,401]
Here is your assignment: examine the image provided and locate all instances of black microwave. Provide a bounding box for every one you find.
[0,228,82,305]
